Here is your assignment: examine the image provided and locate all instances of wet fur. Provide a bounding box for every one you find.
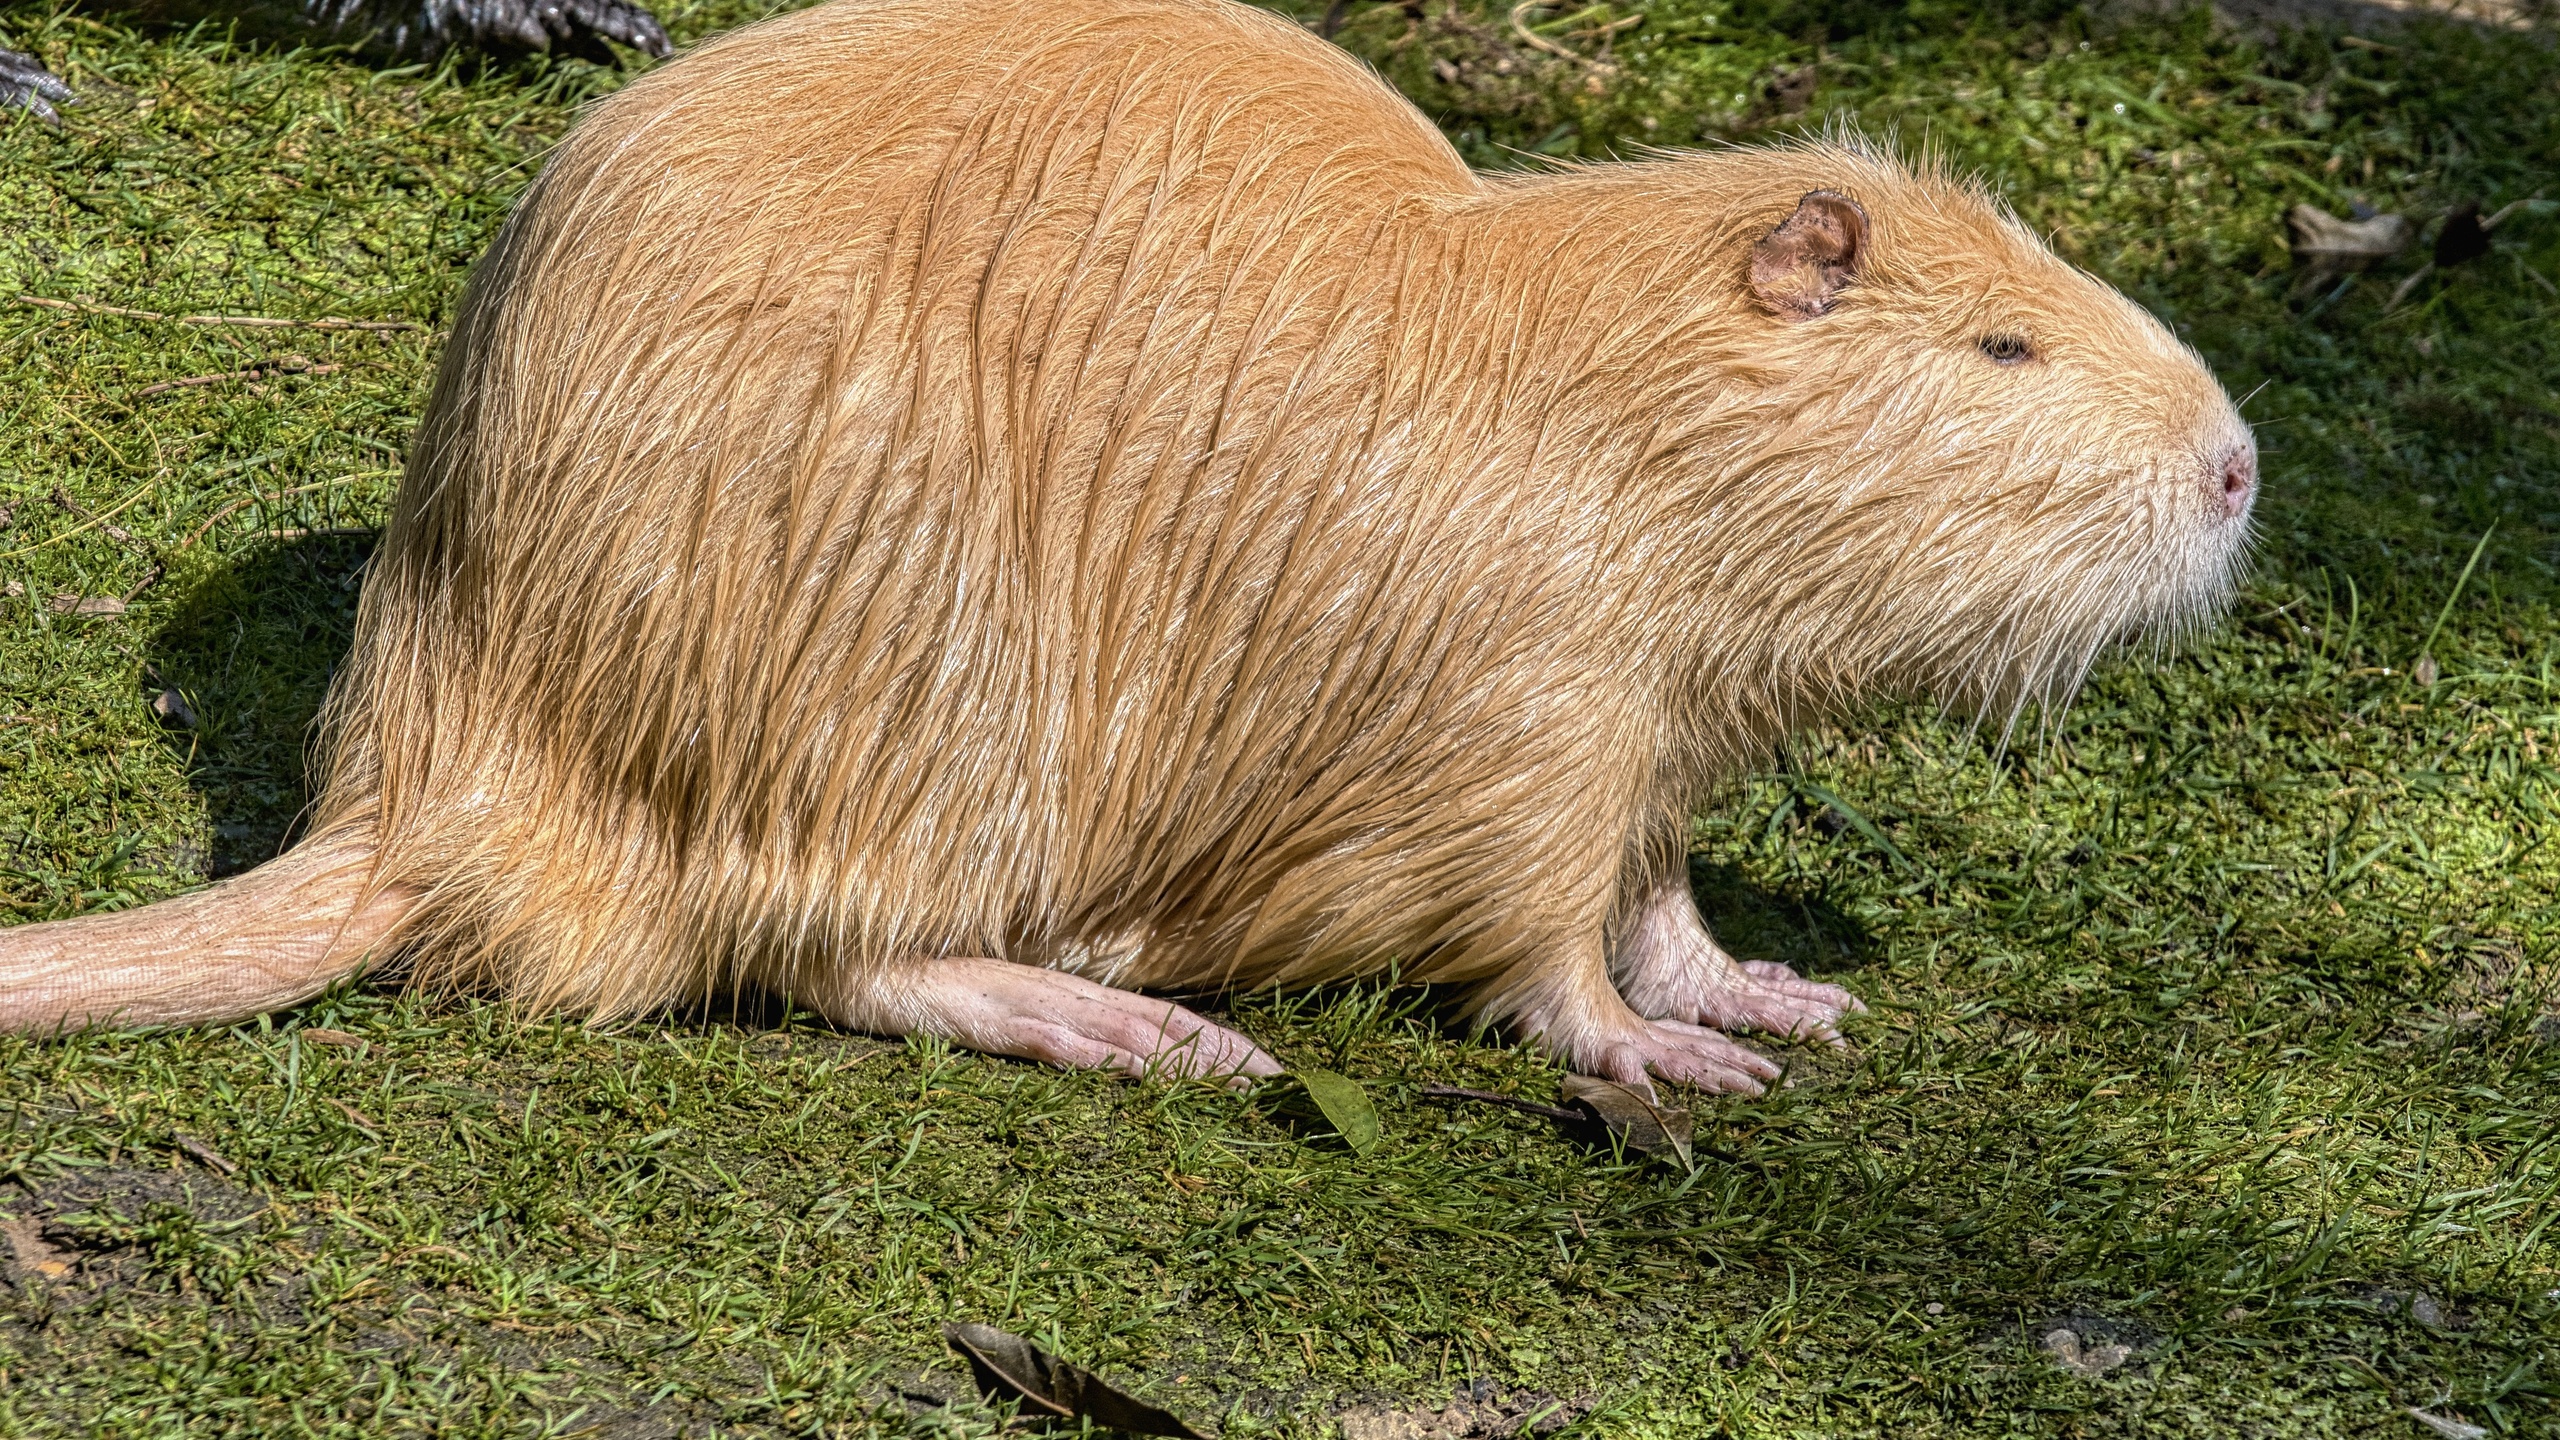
[11,0,2252,1065]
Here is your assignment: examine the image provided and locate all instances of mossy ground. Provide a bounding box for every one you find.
[2,0,2558,1435]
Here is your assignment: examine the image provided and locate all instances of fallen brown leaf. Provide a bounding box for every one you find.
[1559,1075,1695,1167]
[1419,1081,1697,1168]
[944,1322,1203,1438]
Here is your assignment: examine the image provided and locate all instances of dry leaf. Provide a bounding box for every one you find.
[2288,204,2413,272]
[944,1322,1204,1438]
[300,1027,364,1049]
[2406,1410,2487,1440]
[48,594,126,616]
[1559,1075,1695,1168]
[2,1213,74,1282]
[1419,1082,1699,1168]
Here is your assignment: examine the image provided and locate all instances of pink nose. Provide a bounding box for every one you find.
[2218,446,2256,520]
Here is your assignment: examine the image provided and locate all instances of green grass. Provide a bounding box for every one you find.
[4,0,2560,1434]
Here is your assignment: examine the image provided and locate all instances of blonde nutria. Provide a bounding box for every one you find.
[0,0,2256,1094]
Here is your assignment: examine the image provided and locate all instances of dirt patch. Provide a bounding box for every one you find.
[0,1166,725,1436]
[1335,1381,1590,1439]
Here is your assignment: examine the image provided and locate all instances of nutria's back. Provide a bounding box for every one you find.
[310,0,2251,1036]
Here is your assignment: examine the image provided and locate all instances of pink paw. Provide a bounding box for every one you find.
[1584,1017,1784,1096]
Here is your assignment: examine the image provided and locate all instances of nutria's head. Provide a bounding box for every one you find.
[1661,143,2256,719]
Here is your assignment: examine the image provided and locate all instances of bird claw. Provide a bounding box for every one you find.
[1,46,76,126]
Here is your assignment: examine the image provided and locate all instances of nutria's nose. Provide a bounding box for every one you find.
[2217,445,2256,520]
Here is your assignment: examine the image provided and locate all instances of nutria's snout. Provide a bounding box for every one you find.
[2216,441,2257,522]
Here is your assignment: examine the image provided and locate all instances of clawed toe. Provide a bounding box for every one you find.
[566,0,672,58]
[2,47,76,125]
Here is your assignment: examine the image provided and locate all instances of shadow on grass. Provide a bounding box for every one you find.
[1690,856,1879,983]
[145,531,372,880]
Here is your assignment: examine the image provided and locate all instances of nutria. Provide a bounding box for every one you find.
[1,0,668,124]
[0,0,2257,1094]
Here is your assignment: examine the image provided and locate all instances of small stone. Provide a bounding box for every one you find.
[1924,1302,1944,1315]
[2043,1327,2132,1378]
[151,688,198,729]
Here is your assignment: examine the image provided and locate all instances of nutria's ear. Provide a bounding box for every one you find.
[1751,190,1869,322]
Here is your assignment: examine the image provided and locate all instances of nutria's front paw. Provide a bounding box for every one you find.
[1584,1017,1783,1097]
[1615,883,1864,1043]
[1642,957,1865,1046]
[0,47,74,125]
[1512,977,1785,1096]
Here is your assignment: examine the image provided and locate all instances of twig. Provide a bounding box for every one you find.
[174,1134,240,1175]
[2481,194,2541,232]
[174,471,394,553]
[16,294,430,334]
[1506,2,1638,64]
[136,357,343,399]
[1420,1083,1586,1123]
[262,527,378,541]
[120,562,166,605]
[2386,262,2434,310]
[1507,1,1586,62]
[0,475,160,562]
[49,484,149,553]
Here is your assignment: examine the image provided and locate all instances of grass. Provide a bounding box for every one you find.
[2,0,2559,1434]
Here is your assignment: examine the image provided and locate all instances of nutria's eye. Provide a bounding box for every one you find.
[1978,334,2034,366]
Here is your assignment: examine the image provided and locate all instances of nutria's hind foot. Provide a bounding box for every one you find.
[795,956,1283,1083]
[1615,883,1864,1044]
[1501,960,1784,1097]
[0,46,73,125]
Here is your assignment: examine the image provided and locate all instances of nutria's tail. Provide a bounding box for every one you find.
[0,821,411,1034]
